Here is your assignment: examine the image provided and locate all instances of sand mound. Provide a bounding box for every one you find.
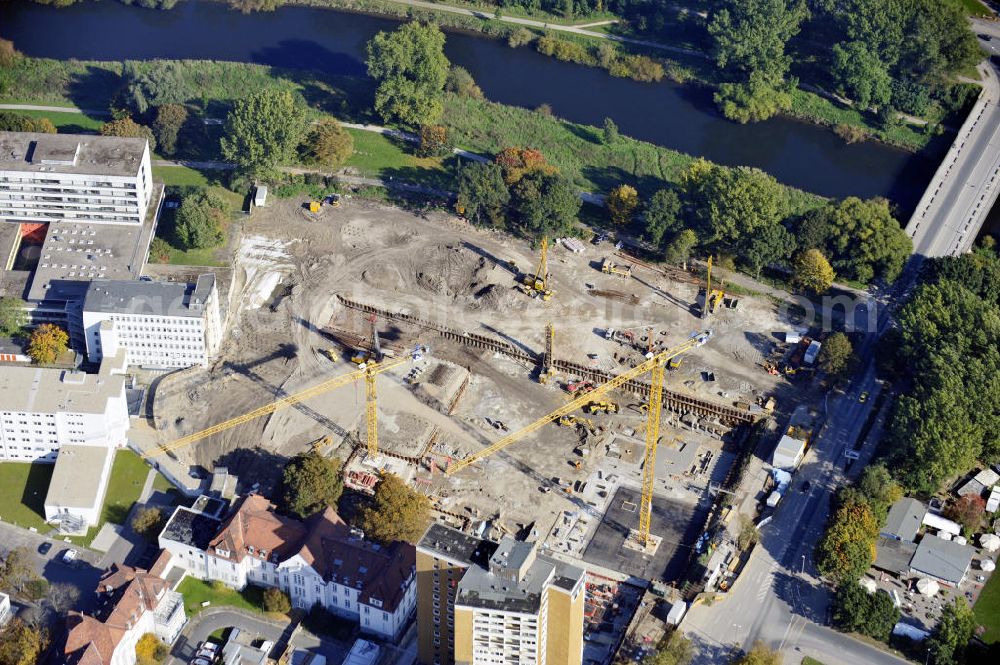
[473,283,524,313]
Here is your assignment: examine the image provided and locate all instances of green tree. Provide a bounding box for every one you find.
[0,111,57,134]
[358,473,430,544]
[174,191,227,250]
[445,66,483,99]
[606,184,639,227]
[456,162,510,228]
[729,642,781,665]
[0,39,20,69]
[854,464,902,520]
[510,170,581,239]
[831,41,891,110]
[27,324,68,365]
[151,104,188,156]
[815,496,878,583]
[602,117,620,145]
[664,229,698,267]
[131,507,165,541]
[0,619,45,665]
[818,332,854,377]
[229,0,285,12]
[367,22,450,127]
[148,237,172,264]
[792,249,835,294]
[681,159,789,251]
[832,581,900,641]
[741,222,796,278]
[643,189,682,247]
[280,451,343,520]
[220,90,308,177]
[262,587,291,613]
[714,71,795,124]
[416,124,452,158]
[0,297,27,337]
[100,116,156,152]
[303,117,354,169]
[642,630,692,665]
[927,598,976,665]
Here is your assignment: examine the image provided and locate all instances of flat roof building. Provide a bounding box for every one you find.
[416,524,586,665]
[82,275,223,368]
[0,132,153,227]
[44,444,115,533]
[910,535,974,587]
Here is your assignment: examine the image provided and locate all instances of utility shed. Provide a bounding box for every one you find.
[254,185,268,207]
[771,435,806,471]
[910,535,974,587]
[881,498,926,543]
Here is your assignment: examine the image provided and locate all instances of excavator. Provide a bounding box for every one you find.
[517,237,555,301]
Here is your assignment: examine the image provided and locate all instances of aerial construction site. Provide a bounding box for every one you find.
[136,195,800,588]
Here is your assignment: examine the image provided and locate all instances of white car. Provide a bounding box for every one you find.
[62,549,78,564]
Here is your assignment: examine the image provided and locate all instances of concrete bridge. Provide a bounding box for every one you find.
[906,40,1000,257]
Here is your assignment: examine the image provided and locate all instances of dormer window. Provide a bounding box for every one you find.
[214,547,230,558]
[248,546,255,554]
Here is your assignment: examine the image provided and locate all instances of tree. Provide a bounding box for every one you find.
[606,184,639,227]
[262,587,291,613]
[664,229,698,267]
[417,124,451,158]
[741,222,796,278]
[229,0,285,12]
[131,507,165,540]
[148,237,172,264]
[358,473,430,544]
[730,642,781,665]
[456,162,510,227]
[854,464,902,520]
[832,581,900,641]
[151,104,187,156]
[714,71,794,124]
[0,39,20,69]
[367,22,450,127]
[445,66,483,99]
[818,332,854,377]
[642,630,692,665]
[944,495,986,535]
[45,583,80,615]
[174,191,227,250]
[135,633,168,665]
[509,171,580,239]
[928,598,976,665]
[831,41,891,110]
[220,90,308,177]
[0,547,36,593]
[100,116,156,152]
[0,297,27,337]
[602,117,619,144]
[303,118,354,169]
[280,452,343,519]
[0,619,45,665]
[0,111,57,134]
[792,249,835,294]
[815,496,878,583]
[681,159,789,251]
[27,324,68,365]
[495,146,555,185]
[643,189,681,247]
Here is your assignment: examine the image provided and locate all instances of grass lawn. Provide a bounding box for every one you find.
[975,568,1000,643]
[344,128,451,187]
[153,165,228,188]
[7,109,104,134]
[947,0,993,17]
[802,658,827,665]
[177,577,265,616]
[0,463,54,532]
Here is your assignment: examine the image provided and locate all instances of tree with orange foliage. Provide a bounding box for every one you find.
[495,147,557,185]
[27,324,69,365]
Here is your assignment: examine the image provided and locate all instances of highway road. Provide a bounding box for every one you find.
[906,34,1000,257]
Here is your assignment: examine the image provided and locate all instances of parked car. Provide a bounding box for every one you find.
[38,542,52,555]
[62,549,78,564]
[191,658,212,665]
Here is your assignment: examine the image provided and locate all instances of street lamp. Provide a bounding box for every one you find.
[801,554,806,574]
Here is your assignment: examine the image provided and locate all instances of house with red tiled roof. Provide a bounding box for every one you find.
[63,553,186,665]
[158,495,416,641]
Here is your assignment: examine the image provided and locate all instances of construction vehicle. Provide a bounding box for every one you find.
[668,356,683,370]
[519,237,555,301]
[556,415,596,430]
[310,435,333,452]
[565,379,595,395]
[698,256,725,319]
[308,201,322,213]
[445,330,713,546]
[601,257,632,280]
[584,401,619,415]
[761,361,779,375]
[540,323,556,383]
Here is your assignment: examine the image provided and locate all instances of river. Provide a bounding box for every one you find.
[0,0,939,209]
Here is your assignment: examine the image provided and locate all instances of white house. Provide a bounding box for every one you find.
[0,350,128,462]
[43,444,115,533]
[63,554,186,665]
[0,132,153,226]
[0,591,12,628]
[82,275,222,369]
[159,495,416,641]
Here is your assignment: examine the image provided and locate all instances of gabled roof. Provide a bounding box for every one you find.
[910,535,974,585]
[882,498,926,543]
[209,494,306,563]
[64,615,125,665]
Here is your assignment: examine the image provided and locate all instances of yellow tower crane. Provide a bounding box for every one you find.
[149,353,416,459]
[446,330,712,547]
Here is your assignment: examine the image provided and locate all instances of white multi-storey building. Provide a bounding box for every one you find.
[0,350,128,462]
[82,274,222,369]
[159,495,417,641]
[0,132,153,226]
